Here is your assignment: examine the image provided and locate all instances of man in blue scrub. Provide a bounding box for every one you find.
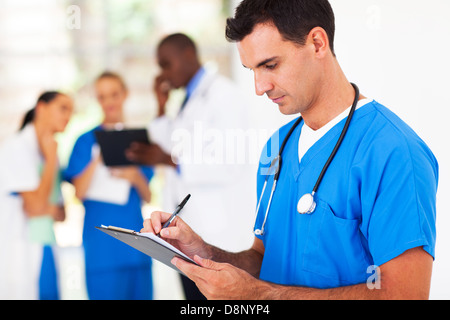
[142,0,438,299]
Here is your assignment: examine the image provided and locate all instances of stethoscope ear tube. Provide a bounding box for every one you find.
[311,83,359,195]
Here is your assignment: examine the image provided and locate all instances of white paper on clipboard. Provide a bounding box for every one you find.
[84,145,131,205]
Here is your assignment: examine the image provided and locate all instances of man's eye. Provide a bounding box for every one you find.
[265,64,277,70]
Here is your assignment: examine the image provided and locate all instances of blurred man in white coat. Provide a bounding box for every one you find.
[126,33,256,299]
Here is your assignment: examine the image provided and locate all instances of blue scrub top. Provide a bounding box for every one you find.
[255,101,438,289]
[64,126,154,272]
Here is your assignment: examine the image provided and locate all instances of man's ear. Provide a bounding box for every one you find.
[309,27,330,58]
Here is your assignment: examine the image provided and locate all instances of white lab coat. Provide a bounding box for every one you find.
[149,71,256,252]
[0,125,45,299]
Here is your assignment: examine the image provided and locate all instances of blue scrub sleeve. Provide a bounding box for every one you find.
[358,133,438,267]
[63,131,96,182]
[139,166,154,182]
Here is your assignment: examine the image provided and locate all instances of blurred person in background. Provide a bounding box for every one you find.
[126,33,255,300]
[64,72,154,300]
[0,91,73,300]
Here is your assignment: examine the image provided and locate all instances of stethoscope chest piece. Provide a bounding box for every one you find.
[297,193,316,215]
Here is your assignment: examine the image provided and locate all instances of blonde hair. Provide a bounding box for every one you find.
[96,71,128,91]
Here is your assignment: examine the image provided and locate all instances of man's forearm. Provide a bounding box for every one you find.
[201,243,389,300]
[205,245,263,278]
[256,247,432,300]
[255,281,387,300]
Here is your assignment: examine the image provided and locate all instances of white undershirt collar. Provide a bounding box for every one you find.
[298,99,371,163]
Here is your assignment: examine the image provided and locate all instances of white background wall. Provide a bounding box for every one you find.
[231,0,450,299]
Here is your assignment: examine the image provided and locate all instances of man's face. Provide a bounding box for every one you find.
[157,43,190,89]
[237,23,319,115]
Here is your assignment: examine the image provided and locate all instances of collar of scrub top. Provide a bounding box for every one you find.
[180,66,206,111]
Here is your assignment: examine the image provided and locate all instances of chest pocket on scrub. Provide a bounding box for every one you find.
[301,197,370,286]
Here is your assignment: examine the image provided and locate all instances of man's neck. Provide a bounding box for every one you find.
[301,61,365,131]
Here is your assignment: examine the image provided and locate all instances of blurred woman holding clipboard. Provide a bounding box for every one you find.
[64,72,154,300]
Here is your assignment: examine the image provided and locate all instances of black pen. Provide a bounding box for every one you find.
[158,194,191,236]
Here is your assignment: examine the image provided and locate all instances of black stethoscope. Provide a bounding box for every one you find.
[254,83,359,236]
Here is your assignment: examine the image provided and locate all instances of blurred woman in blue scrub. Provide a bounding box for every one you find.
[0,91,73,299]
[64,72,154,300]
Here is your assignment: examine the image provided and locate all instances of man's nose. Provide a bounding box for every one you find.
[254,72,274,96]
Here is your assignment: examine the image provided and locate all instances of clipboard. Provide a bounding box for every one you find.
[94,128,150,166]
[96,226,198,275]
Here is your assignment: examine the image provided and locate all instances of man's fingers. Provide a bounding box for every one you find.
[153,211,174,234]
[172,255,221,278]
[194,255,222,270]
[141,211,173,234]
[141,218,154,233]
[128,142,148,151]
[125,143,150,162]
[172,256,205,281]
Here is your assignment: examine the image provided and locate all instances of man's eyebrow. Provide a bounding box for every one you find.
[242,56,278,70]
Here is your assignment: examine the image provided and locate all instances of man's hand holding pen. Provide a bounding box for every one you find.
[141,206,261,300]
[141,209,210,263]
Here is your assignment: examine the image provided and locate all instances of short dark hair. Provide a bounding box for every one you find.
[157,33,198,54]
[225,0,336,55]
